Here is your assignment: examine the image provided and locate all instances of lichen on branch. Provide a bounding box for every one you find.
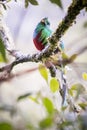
[0,0,87,74]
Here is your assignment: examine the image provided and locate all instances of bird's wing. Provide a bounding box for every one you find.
[39,28,52,45]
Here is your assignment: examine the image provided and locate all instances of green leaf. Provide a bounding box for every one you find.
[69,54,77,62]
[69,83,85,99]
[79,103,87,110]
[29,0,38,5]
[39,117,52,128]
[17,93,32,101]
[50,78,59,93]
[0,122,13,130]
[25,0,29,8]
[62,52,69,60]
[70,85,77,91]
[71,83,85,92]
[29,96,39,104]
[0,38,7,62]
[82,72,87,80]
[69,89,74,96]
[39,64,48,82]
[49,0,63,9]
[42,97,54,114]
[62,53,77,65]
[0,54,5,62]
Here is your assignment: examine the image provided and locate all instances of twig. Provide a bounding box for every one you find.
[60,65,67,106]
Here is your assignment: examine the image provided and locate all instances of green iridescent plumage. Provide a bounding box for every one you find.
[33,18,52,50]
[35,23,52,45]
[33,18,64,51]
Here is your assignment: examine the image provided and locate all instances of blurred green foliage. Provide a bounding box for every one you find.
[1,0,63,9]
[50,77,59,92]
[0,38,7,62]
[0,0,87,130]
[49,0,63,9]
[42,97,54,115]
[39,64,48,82]
[25,0,38,8]
[0,122,13,130]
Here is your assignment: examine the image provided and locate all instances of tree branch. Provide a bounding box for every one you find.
[0,0,86,74]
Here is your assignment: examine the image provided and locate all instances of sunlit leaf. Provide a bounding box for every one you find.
[62,52,69,60]
[70,83,85,99]
[71,83,85,92]
[29,0,38,5]
[50,78,59,93]
[70,85,77,90]
[39,117,52,128]
[62,53,77,65]
[17,93,32,101]
[69,89,74,96]
[0,122,13,130]
[29,96,39,104]
[39,64,48,82]
[49,0,63,9]
[0,54,5,62]
[79,103,87,110]
[82,72,87,80]
[42,97,54,114]
[0,38,7,62]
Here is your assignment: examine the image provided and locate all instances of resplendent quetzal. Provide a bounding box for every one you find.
[33,17,52,51]
[33,17,64,51]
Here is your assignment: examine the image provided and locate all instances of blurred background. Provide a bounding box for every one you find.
[0,0,87,129]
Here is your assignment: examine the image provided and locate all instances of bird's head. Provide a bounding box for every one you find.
[40,17,50,26]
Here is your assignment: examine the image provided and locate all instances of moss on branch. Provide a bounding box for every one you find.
[49,0,86,44]
[0,0,87,73]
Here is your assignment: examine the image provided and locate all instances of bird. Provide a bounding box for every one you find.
[33,17,65,52]
[33,17,52,51]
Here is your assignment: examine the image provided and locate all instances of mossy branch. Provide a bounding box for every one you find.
[0,0,87,74]
[48,0,87,53]
[0,0,86,113]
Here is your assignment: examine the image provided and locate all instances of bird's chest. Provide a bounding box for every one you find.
[33,31,45,51]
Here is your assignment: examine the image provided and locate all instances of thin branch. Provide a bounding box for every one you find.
[0,67,38,82]
[0,45,86,81]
